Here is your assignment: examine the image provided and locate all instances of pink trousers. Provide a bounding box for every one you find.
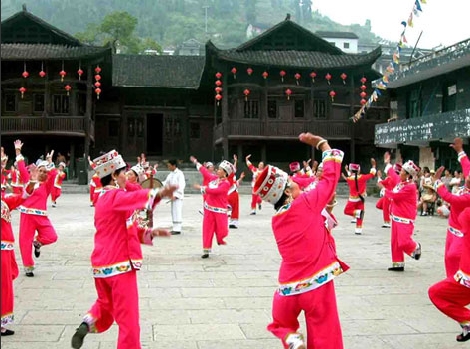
[429,277,470,324]
[267,281,344,349]
[202,210,228,251]
[227,191,239,220]
[344,200,364,228]
[376,197,391,223]
[85,270,141,349]
[51,187,62,202]
[444,231,463,277]
[19,214,58,270]
[391,221,417,264]
[1,249,19,326]
[250,194,262,210]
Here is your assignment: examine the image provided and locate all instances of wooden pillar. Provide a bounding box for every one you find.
[69,143,76,178]
[349,74,356,162]
[261,143,267,163]
[84,65,92,161]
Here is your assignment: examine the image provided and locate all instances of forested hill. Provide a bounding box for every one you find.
[1,0,384,49]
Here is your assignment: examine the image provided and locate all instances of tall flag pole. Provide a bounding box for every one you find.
[352,0,427,123]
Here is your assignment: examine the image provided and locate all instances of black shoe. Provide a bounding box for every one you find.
[250,211,256,215]
[25,271,34,277]
[33,241,41,258]
[229,224,238,229]
[71,322,89,349]
[170,231,181,235]
[201,253,209,259]
[1,329,15,336]
[413,243,422,260]
[388,266,404,272]
[258,204,262,210]
[457,332,470,342]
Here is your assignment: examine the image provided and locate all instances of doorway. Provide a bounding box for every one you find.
[147,113,163,155]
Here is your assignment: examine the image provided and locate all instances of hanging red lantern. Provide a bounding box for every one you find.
[325,73,332,85]
[280,70,286,82]
[360,84,367,91]
[19,87,26,99]
[95,66,101,74]
[215,93,222,106]
[95,87,101,99]
[285,88,292,100]
[309,71,317,83]
[39,70,46,78]
[65,85,72,96]
[231,67,237,79]
[294,73,301,85]
[262,71,269,79]
[215,86,222,94]
[329,90,336,102]
[77,68,83,80]
[215,80,222,87]
[59,70,67,82]
[94,81,101,88]
[360,98,367,105]
[215,72,222,79]
[360,91,367,98]
[340,73,347,84]
[243,89,250,101]
[95,74,101,81]
[246,67,253,76]
[22,70,29,78]
[360,76,367,84]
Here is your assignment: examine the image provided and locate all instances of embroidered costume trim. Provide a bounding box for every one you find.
[17,205,47,216]
[1,313,14,326]
[454,270,470,288]
[448,226,464,238]
[1,200,11,222]
[1,240,14,250]
[203,201,227,214]
[391,214,414,224]
[92,259,142,278]
[277,261,344,296]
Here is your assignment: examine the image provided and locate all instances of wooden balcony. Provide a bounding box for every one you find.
[1,116,94,139]
[213,119,367,144]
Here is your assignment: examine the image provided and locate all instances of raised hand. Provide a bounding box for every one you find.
[384,151,391,164]
[189,156,197,164]
[245,154,251,161]
[450,137,463,153]
[298,133,325,148]
[370,158,376,167]
[151,228,171,237]
[434,166,445,181]
[14,139,23,150]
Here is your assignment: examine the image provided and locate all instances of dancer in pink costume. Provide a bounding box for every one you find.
[15,140,58,277]
[51,162,66,207]
[254,133,348,349]
[245,154,264,215]
[376,163,402,228]
[1,161,36,336]
[227,154,245,229]
[383,153,422,271]
[428,206,470,343]
[71,150,177,349]
[191,156,234,258]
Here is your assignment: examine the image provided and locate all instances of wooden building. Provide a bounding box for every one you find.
[2,8,390,179]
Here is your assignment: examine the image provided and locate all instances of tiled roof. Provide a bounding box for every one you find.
[316,31,359,39]
[112,55,206,88]
[1,43,111,60]
[208,43,382,69]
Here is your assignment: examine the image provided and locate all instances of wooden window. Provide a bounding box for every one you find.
[4,94,17,112]
[407,89,421,119]
[313,98,327,118]
[53,95,69,114]
[244,100,259,119]
[33,94,45,112]
[294,99,304,118]
[268,100,277,118]
[190,122,201,139]
[343,42,350,49]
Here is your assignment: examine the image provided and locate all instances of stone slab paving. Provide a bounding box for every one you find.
[2,193,466,349]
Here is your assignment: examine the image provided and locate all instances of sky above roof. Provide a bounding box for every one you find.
[312,0,469,49]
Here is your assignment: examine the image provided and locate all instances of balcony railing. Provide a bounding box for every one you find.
[1,116,91,137]
[375,109,470,147]
[213,119,367,143]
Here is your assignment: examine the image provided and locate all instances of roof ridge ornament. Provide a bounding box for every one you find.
[285,13,291,21]
[22,3,28,12]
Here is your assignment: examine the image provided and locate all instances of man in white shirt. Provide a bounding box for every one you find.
[163,159,186,235]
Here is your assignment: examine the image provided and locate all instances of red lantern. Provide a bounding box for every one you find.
[360,98,367,105]
[215,80,222,87]
[285,88,292,100]
[65,84,72,96]
[294,73,301,85]
[246,67,253,76]
[231,67,237,79]
[280,70,286,82]
[243,89,250,101]
[95,66,101,74]
[95,87,101,100]
[215,86,222,94]
[94,81,101,88]
[22,71,29,78]
[329,90,336,102]
[325,73,332,85]
[360,84,367,91]
[215,93,222,106]
[215,72,222,79]
[77,68,83,80]
[95,74,101,81]
[19,87,26,99]
[309,71,317,83]
[59,70,66,82]
[262,71,269,79]
[360,77,367,84]
[340,73,347,84]
[360,91,367,98]
[39,70,46,78]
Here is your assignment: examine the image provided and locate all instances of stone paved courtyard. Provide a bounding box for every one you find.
[2,192,465,349]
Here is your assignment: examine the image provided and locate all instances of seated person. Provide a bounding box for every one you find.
[418,184,437,216]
